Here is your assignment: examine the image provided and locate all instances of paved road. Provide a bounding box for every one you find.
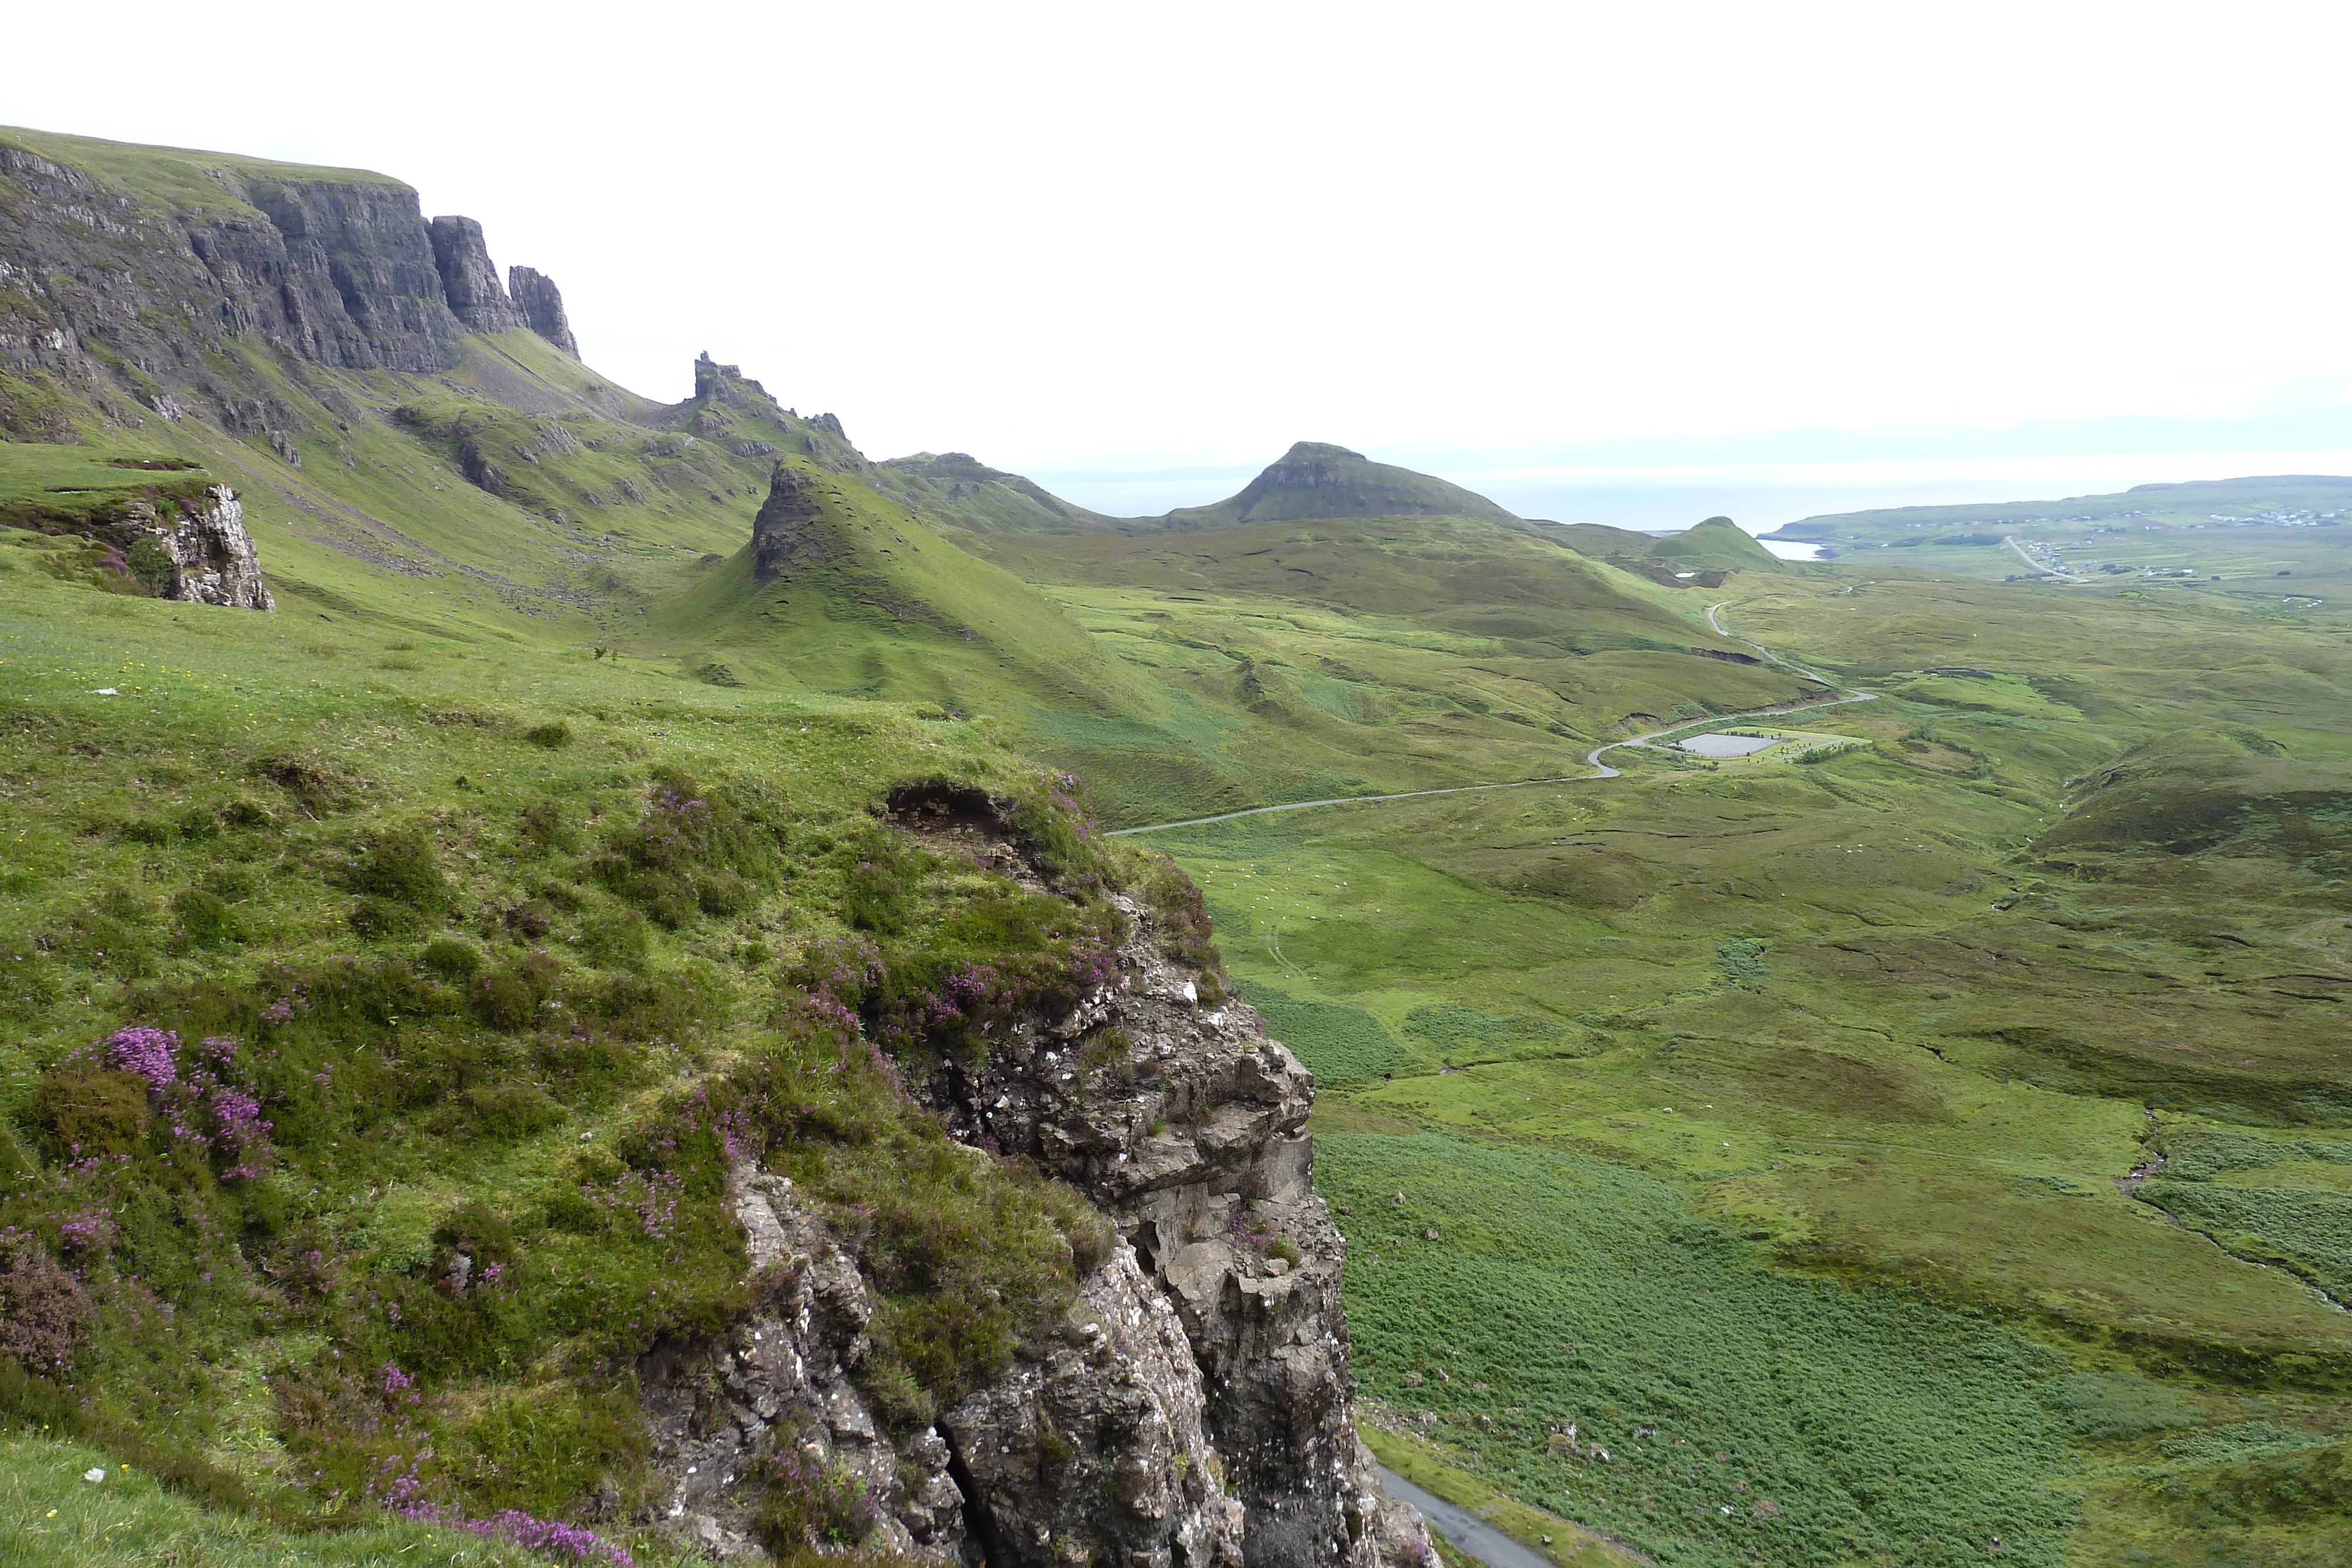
[1102,773,1598,836]
[1378,1466,1560,1568]
[1110,603,1873,835]
[2000,533,2083,581]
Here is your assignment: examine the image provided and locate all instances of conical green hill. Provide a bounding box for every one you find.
[1164,442,1519,528]
[1645,515,1786,571]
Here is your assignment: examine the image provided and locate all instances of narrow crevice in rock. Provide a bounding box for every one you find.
[944,1430,1012,1568]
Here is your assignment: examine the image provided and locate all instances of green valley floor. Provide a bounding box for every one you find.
[1137,567,2352,1568]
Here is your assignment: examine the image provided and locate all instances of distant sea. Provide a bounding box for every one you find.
[1037,450,2352,555]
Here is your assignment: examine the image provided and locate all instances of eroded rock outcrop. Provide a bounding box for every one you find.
[643,804,1433,1567]
[944,1243,1250,1567]
[154,486,275,610]
[429,216,524,335]
[641,1168,966,1562]
[694,352,779,409]
[914,895,1412,1567]
[509,265,579,355]
[751,466,828,581]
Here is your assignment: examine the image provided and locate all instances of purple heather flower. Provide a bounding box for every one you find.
[105,1026,179,1089]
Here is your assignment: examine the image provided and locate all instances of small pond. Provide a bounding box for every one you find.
[1679,732,1780,758]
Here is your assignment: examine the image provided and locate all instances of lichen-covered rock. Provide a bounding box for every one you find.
[910,862,1433,1567]
[639,1167,965,1562]
[159,486,274,610]
[944,1245,1246,1567]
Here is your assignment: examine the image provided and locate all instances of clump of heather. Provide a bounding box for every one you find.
[105,1025,180,1090]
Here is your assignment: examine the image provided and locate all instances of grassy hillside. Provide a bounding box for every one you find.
[868,450,1111,533]
[1545,514,1795,587]
[650,462,1163,724]
[0,494,1175,1566]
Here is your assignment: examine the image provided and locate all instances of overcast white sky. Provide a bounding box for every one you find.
[8,1,2351,509]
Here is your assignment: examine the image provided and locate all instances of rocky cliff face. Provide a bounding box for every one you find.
[0,131,569,437]
[508,265,579,355]
[428,215,524,334]
[910,887,1408,1568]
[643,801,1433,1567]
[25,480,277,609]
[644,1168,1255,1566]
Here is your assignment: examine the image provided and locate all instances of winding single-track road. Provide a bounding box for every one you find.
[1376,1466,1567,1568]
[1108,603,1875,836]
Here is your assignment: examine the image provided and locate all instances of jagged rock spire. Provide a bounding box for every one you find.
[427,216,522,333]
[507,266,577,355]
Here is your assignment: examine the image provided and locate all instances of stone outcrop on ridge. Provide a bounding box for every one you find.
[640,803,1434,1567]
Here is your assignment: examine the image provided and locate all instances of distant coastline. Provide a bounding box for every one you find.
[1036,449,2352,537]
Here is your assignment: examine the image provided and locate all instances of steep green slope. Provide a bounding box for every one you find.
[1165,442,1522,528]
[652,461,1165,723]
